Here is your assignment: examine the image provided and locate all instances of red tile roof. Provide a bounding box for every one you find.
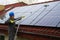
[5,2,27,9]
[0,24,60,38]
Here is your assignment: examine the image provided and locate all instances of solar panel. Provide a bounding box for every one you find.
[18,1,60,27]
[0,1,60,27]
[21,1,60,26]
[21,6,45,24]
[30,1,59,25]
[35,2,60,27]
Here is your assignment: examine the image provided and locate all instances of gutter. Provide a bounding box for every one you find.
[19,31,60,39]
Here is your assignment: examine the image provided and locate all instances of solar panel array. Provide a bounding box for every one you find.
[0,1,60,27]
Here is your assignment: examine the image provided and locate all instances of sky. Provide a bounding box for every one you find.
[0,0,52,5]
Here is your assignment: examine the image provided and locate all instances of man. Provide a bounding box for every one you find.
[5,12,23,40]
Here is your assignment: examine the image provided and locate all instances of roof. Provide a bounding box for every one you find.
[0,1,60,38]
[0,24,60,38]
[0,1,60,27]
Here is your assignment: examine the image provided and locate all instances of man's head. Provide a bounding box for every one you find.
[9,12,14,20]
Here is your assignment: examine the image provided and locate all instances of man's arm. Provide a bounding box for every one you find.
[14,17,22,21]
[14,16,25,22]
[5,17,21,24]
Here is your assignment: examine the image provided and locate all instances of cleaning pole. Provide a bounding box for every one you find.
[14,16,25,40]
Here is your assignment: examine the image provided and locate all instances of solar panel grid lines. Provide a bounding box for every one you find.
[39,13,60,27]
[21,3,55,25]
[21,7,46,24]
[52,4,60,27]
[20,5,43,24]
[34,2,60,26]
[47,4,60,27]
[29,7,47,24]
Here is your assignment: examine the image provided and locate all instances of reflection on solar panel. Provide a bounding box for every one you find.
[0,1,60,27]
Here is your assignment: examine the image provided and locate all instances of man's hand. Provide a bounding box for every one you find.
[20,16,25,19]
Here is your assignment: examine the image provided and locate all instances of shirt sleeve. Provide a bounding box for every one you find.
[14,17,22,22]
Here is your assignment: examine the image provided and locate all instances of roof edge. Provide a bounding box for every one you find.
[0,23,59,28]
[25,0,60,6]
